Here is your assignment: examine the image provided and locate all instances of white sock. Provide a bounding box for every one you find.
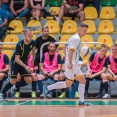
[78,83,85,102]
[48,81,66,91]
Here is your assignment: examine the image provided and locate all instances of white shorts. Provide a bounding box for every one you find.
[64,64,83,81]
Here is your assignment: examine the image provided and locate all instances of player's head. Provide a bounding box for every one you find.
[42,25,49,37]
[111,44,117,55]
[48,42,56,53]
[78,23,88,37]
[0,44,2,54]
[24,29,33,44]
[99,44,108,57]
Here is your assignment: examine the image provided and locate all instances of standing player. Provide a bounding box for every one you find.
[0,29,36,101]
[44,23,92,106]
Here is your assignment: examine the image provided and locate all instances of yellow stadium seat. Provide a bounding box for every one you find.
[45,20,60,34]
[46,7,60,20]
[33,35,37,40]
[2,50,13,60]
[59,35,71,49]
[100,7,115,20]
[7,20,24,34]
[27,20,42,34]
[49,34,56,40]
[80,54,91,66]
[59,50,64,60]
[83,20,96,34]
[61,20,78,34]
[3,35,19,50]
[106,51,110,56]
[98,20,114,34]
[96,35,113,50]
[84,7,98,20]
[81,35,94,49]
[63,17,72,20]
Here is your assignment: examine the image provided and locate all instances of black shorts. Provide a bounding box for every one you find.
[42,72,60,79]
[11,63,31,79]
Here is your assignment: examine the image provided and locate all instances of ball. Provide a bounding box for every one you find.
[80,46,91,57]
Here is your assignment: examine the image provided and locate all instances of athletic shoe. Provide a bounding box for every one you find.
[53,15,60,23]
[15,17,20,20]
[102,94,110,99]
[46,92,53,99]
[31,91,36,98]
[84,93,89,98]
[39,92,44,98]
[74,92,79,98]
[58,92,66,98]
[44,85,49,98]
[11,85,17,98]
[97,94,102,98]
[15,92,20,98]
[0,93,7,101]
[79,101,92,106]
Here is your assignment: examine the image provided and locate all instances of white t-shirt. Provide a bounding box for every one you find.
[65,33,81,65]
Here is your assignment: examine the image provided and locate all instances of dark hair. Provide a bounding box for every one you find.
[80,22,89,28]
[112,43,117,47]
[42,25,49,31]
[48,41,56,46]
[100,44,108,50]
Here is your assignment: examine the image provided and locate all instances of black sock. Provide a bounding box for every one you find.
[2,82,13,94]
[32,81,37,92]
[15,80,28,89]
[0,80,3,91]
[16,82,20,92]
[62,88,65,92]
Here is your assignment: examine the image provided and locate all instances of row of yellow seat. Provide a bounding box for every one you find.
[48,6,115,20]
[8,19,116,35]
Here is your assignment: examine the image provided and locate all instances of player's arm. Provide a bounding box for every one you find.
[87,61,91,72]
[68,49,74,67]
[108,65,115,77]
[62,45,66,57]
[73,3,84,13]
[31,47,36,63]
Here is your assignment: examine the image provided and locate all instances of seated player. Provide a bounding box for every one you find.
[0,44,10,92]
[58,56,83,98]
[102,44,117,82]
[85,44,110,98]
[12,54,38,98]
[37,42,61,98]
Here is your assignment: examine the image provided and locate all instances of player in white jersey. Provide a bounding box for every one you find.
[44,23,92,106]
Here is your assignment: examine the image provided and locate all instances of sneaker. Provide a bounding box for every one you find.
[102,94,110,99]
[79,101,92,106]
[84,93,89,98]
[58,92,66,98]
[74,92,79,98]
[53,15,60,23]
[46,92,52,99]
[15,92,20,98]
[11,85,17,98]
[31,91,36,98]
[44,85,49,98]
[97,94,102,98]
[39,92,44,98]
[15,17,20,20]
[0,93,7,101]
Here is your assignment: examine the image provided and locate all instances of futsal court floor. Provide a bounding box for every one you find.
[0,98,117,117]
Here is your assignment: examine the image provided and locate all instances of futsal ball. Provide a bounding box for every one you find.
[80,46,91,57]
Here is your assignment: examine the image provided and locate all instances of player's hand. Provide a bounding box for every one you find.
[48,72,54,77]
[89,74,96,79]
[13,12,17,16]
[31,59,34,65]
[113,75,117,81]
[69,10,75,14]
[67,64,72,69]
[30,68,34,73]
[16,10,22,14]
[25,66,33,73]
[43,71,48,75]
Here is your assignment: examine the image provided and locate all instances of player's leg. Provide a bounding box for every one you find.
[74,80,79,98]
[46,73,59,99]
[0,64,18,101]
[58,73,66,98]
[31,73,37,98]
[37,74,46,98]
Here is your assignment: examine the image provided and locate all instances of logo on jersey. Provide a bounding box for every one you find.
[30,45,32,48]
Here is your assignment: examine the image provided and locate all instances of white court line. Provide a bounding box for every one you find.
[16,101,30,105]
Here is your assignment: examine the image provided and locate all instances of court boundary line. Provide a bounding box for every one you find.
[16,101,30,105]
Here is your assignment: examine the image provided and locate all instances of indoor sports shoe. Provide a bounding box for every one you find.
[102,94,110,99]
[11,85,17,98]
[74,92,79,98]
[0,93,7,101]
[44,85,49,98]
[39,92,44,98]
[31,91,36,98]
[79,101,92,106]
[46,92,53,99]
[15,92,20,98]
[58,92,66,98]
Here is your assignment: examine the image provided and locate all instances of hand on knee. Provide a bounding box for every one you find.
[25,79,32,84]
